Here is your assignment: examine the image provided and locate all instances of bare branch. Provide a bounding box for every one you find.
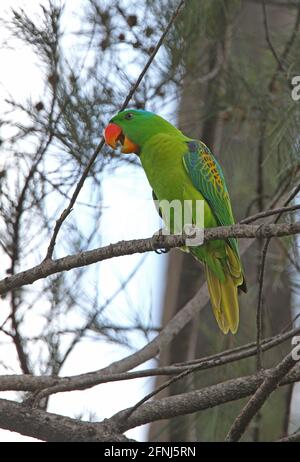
[117,326,300,427]
[240,204,300,224]
[0,398,131,442]
[0,322,299,398]
[225,353,297,441]
[1,362,299,441]
[110,363,300,433]
[256,185,300,372]
[0,221,299,296]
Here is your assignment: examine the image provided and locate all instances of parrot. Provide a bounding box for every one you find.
[104,109,247,334]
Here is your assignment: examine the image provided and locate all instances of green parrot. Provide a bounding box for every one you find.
[104,109,246,334]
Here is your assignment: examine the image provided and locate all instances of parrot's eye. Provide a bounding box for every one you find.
[125,112,134,120]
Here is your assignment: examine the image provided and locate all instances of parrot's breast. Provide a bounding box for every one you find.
[140,133,217,231]
[140,134,192,200]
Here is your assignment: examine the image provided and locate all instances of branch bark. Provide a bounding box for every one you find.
[0,361,299,441]
[225,353,297,441]
[278,428,300,442]
[0,398,131,442]
[0,326,298,397]
[110,362,300,433]
[1,221,299,296]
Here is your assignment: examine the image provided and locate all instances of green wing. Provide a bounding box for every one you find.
[183,140,239,256]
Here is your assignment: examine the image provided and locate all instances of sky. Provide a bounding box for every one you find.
[0,0,170,442]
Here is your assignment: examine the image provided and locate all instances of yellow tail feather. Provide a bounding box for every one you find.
[226,245,244,285]
[205,262,240,335]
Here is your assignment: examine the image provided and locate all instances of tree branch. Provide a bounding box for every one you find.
[1,361,299,441]
[1,221,299,296]
[225,353,297,441]
[110,363,300,433]
[0,325,298,397]
[256,185,300,372]
[0,398,131,442]
[278,427,300,442]
[240,204,300,224]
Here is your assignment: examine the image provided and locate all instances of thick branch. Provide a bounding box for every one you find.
[1,221,299,295]
[111,363,300,432]
[0,398,130,442]
[1,363,299,441]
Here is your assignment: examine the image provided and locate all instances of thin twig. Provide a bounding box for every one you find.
[240,204,300,224]
[262,0,285,73]
[268,1,300,90]
[256,184,300,374]
[225,352,297,442]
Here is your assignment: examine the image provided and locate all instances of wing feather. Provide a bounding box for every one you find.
[182,141,239,256]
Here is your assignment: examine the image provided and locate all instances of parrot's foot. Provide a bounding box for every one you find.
[151,228,170,254]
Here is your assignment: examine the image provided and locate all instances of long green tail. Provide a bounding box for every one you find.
[204,244,245,334]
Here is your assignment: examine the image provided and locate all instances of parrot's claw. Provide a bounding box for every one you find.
[151,228,170,254]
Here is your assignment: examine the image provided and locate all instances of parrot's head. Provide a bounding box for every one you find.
[104,109,181,154]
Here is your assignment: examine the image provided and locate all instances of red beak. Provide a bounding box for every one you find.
[104,122,139,154]
[104,123,123,149]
